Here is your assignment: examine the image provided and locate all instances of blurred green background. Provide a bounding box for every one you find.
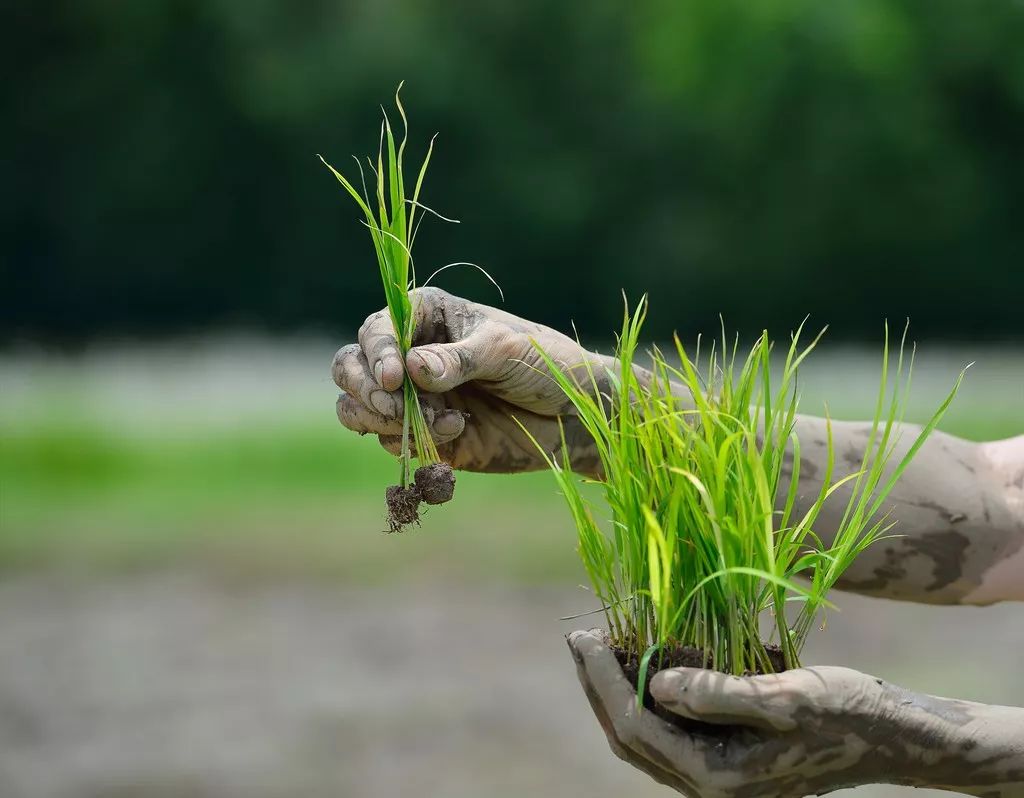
[5,0,1024,342]
[2,2,1022,797]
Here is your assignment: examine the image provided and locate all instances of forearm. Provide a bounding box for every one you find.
[885,687,1024,796]
[785,418,1024,605]
[562,353,1023,604]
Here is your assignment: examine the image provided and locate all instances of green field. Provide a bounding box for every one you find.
[2,340,1021,581]
[1,340,1021,798]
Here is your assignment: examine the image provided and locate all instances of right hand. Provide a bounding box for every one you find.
[332,287,605,474]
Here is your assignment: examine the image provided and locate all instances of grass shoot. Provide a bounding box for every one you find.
[527,298,965,686]
[320,86,455,531]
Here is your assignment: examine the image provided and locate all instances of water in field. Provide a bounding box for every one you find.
[1,338,1021,798]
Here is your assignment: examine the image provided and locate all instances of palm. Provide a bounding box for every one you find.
[432,383,568,473]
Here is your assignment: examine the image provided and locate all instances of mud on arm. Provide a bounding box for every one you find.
[783,421,1024,605]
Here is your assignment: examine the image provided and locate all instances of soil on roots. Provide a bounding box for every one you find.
[385,484,422,533]
[414,463,456,505]
[613,643,787,736]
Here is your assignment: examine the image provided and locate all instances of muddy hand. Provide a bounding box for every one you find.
[568,629,1024,798]
[333,287,608,474]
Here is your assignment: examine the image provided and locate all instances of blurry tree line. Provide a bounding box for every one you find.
[4,0,1023,343]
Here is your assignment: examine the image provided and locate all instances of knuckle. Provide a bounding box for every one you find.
[335,394,361,430]
[410,285,446,303]
[358,310,388,338]
[378,435,401,455]
[335,343,361,364]
[373,339,398,358]
[332,345,361,386]
[336,391,357,413]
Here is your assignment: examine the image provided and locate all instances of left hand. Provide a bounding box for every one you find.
[567,629,961,798]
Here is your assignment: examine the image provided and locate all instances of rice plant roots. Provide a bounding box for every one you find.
[385,484,422,532]
[386,462,456,531]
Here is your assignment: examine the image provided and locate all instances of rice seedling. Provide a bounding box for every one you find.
[525,298,964,695]
[319,86,457,531]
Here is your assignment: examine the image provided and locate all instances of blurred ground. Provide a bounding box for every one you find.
[1,575,1022,798]
[1,337,1022,798]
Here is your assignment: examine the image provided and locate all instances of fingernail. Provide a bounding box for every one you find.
[432,410,464,437]
[373,361,384,387]
[411,348,444,378]
[370,390,397,419]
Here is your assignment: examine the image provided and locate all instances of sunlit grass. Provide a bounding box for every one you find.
[527,298,965,679]
[0,421,574,581]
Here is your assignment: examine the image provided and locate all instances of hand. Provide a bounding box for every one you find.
[332,287,606,474]
[567,629,1022,798]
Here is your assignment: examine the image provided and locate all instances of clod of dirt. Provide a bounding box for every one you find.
[385,484,422,533]
[614,643,787,735]
[413,463,456,505]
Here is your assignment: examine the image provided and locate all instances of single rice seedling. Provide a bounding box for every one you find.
[320,86,461,531]
[525,297,964,704]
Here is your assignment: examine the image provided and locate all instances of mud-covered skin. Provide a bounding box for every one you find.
[332,286,608,475]
[568,629,1024,798]
[334,289,1024,605]
[788,420,1024,605]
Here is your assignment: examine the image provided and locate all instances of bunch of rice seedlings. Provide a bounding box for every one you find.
[526,298,964,690]
[319,86,457,531]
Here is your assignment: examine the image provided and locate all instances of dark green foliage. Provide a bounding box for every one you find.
[5,0,1024,341]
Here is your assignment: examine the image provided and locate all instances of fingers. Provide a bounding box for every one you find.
[357,287,458,393]
[406,342,477,393]
[566,629,636,716]
[353,287,521,396]
[336,393,403,436]
[566,630,702,795]
[377,409,466,455]
[650,666,844,732]
[426,408,468,443]
[337,389,467,438]
[332,344,402,419]
[357,310,405,392]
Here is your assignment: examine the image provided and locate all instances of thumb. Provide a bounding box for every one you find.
[406,342,477,392]
[406,324,512,392]
[650,667,806,732]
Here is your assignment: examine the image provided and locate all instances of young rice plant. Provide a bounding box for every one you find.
[527,298,964,685]
[320,86,472,530]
